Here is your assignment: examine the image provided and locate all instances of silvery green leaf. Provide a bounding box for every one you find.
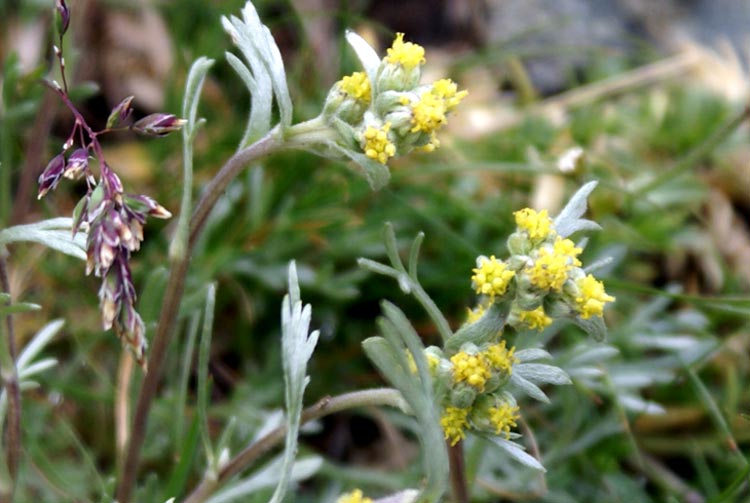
[345,30,381,88]
[226,52,272,147]
[364,303,448,501]
[0,301,41,316]
[206,455,322,503]
[567,367,605,381]
[571,314,608,341]
[182,57,215,139]
[509,373,549,403]
[515,348,552,362]
[0,319,62,427]
[515,363,571,386]
[617,393,666,415]
[0,218,86,260]
[222,1,292,140]
[566,345,619,367]
[487,437,546,472]
[630,334,702,351]
[609,367,672,387]
[553,181,601,238]
[239,2,292,128]
[326,141,391,190]
[445,302,505,354]
[362,337,419,404]
[270,261,320,503]
[374,489,420,503]
[16,319,63,370]
[18,358,57,379]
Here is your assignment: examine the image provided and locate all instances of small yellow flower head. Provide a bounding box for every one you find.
[575,274,615,319]
[410,90,447,134]
[361,122,396,164]
[472,255,516,299]
[483,341,517,374]
[514,208,553,241]
[386,33,425,70]
[526,247,571,292]
[339,71,371,104]
[431,78,468,111]
[337,489,373,503]
[451,350,491,390]
[488,402,520,438]
[553,237,582,266]
[441,406,470,446]
[519,306,552,330]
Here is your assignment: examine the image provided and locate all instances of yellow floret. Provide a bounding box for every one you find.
[483,341,517,374]
[362,122,396,164]
[337,489,373,503]
[553,237,582,266]
[339,71,371,103]
[471,255,516,299]
[385,32,425,70]
[410,80,468,136]
[488,402,520,439]
[411,90,447,134]
[519,306,552,330]
[431,78,468,110]
[575,274,615,319]
[526,247,571,291]
[514,208,553,241]
[451,351,491,391]
[441,406,470,446]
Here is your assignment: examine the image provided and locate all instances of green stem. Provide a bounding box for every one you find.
[182,388,407,503]
[115,130,284,503]
[0,254,19,501]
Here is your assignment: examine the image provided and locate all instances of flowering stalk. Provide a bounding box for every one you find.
[117,5,468,501]
[38,1,179,368]
[357,183,615,501]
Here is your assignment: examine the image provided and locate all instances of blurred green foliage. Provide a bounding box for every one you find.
[1,1,748,502]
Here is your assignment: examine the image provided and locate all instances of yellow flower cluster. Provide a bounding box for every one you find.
[514,208,552,241]
[362,122,396,164]
[576,274,616,319]
[441,406,470,446]
[518,306,552,330]
[526,247,571,291]
[451,350,491,391]
[526,237,582,292]
[386,32,426,70]
[339,71,371,103]
[489,402,520,438]
[472,255,516,298]
[337,489,373,503]
[483,341,517,374]
[410,79,468,139]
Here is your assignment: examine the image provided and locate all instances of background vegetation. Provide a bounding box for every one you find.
[1,1,748,502]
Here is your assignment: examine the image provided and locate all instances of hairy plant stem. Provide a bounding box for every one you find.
[448,442,469,503]
[115,130,283,503]
[182,388,407,503]
[0,254,19,502]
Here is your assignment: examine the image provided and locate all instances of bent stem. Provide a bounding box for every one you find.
[0,255,20,502]
[115,130,284,503]
[182,388,407,503]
